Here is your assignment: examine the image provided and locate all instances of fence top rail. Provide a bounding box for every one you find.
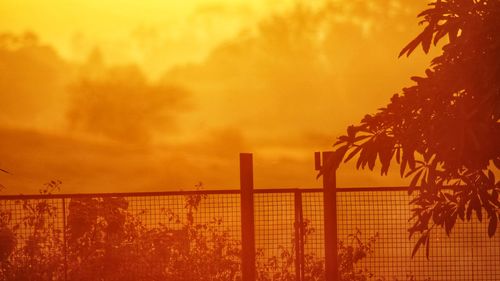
[255,186,459,193]
[337,186,409,192]
[0,185,463,200]
[0,188,318,200]
[254,188,323,193]
[0,189,241,200]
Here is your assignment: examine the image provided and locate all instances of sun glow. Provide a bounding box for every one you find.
[0,0,430,193]
[0,0,298,77]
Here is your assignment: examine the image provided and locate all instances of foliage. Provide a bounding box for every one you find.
[0,197,65,280]
[65,193,241,281]
[330,0,500,257]
[0,191,398,281]
[0,192,242,281]
[0,181,64,280]
[0,207,16,263]
[337,230,378,281]
[256,221,380,281]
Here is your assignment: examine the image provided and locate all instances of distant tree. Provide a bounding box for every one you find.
[68,65,189,144]
[0,32,71,127]
[330,0,500,257]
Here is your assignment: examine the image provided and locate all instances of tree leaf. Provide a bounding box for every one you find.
[487,170,495,186]
[494,158,500,169]
[396,147,401,164]
[467,195,482,222]
[433,26,448,45]
[334,136,349,146]
[353,135,371,142]
[399,33,424,58]
[457,202,465,221]
[417,8,434,18]
[344,145,363,163]
[367,147,377,170]
[411,232,428,259]
[408,151,416,170]
[400,153,408,177]
[405,165,423,178]
[474,201,483,222]
[488,214,497,238]
[421,26,433,54]
[425,234,430,260]
[444,211,457,236]
[334,145,349,164]
[466,197,474,221]
[410,170,424,188]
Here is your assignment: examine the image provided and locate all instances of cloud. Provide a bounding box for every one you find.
[0,32,73,130]
[0,1,431,193]
[67,62,191,144]
[163,1,431,145]
[0,126,250,194]
[157,1,430,187]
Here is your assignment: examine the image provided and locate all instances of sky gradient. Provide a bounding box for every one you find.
[0,0,435,194]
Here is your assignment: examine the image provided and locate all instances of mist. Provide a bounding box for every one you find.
[0,1,432,193]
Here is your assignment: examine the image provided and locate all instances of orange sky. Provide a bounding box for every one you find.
[0,0,435,194]
[0,0,300,78]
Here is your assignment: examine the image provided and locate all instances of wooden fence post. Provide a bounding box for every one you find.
[240,153,256,281]
[294,191,305,281]
[62,198,68,281]
[317,151,339,281]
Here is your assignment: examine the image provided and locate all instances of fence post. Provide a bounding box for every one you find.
[317,151,339,281]
[62,198,68,281]
[240,153,256,281]
[294,191,305,281]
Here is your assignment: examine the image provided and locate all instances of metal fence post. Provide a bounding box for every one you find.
[240,153,256,281]
[317,151,339,281]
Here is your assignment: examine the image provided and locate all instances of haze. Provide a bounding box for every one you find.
[0,0,433,194]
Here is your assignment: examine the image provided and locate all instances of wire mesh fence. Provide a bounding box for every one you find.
[0,187,499,281]
[0,192,243,281]
[335,188,500,281]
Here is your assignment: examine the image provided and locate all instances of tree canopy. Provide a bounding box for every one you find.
[331,0,500,257]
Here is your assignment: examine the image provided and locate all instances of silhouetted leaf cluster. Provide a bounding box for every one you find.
[332,0,500,258]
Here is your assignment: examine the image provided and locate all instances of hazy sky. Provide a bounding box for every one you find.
[0,0,434,194]
[0,0,302,78]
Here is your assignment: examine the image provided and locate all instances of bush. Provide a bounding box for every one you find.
[1,192,411,281]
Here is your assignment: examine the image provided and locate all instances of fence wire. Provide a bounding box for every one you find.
[1,188,499,281]
[254,192,296,279]
[336,189,500,281]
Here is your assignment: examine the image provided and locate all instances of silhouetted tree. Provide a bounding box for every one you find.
[330,0,500,257]
[68,65,189,144]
